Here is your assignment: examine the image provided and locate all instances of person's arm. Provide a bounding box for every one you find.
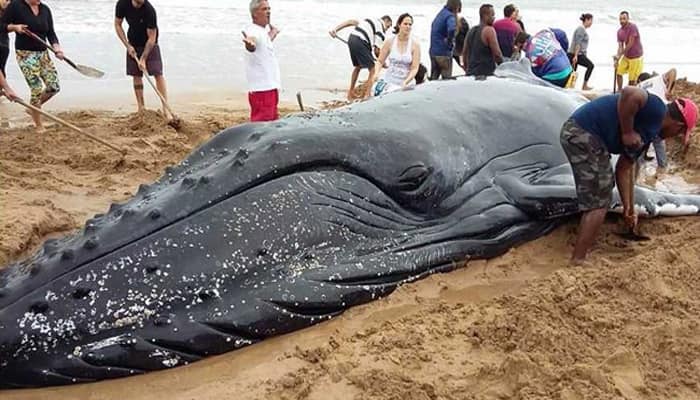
[242,30,257,52]
[268,24,280,41]
[484,26,503,64]
[624,35,636,58]
[140,7,158,63]
[446,15,456,48]
[403,42,421,87]
[616,30,625,59]
[461,29,471,73]
[329,19,359,38]
[615,152,637,229]
[0,71,18,100]
[114,17,135,56]
[4,2,28,35]
[617,86,647,150]
[139,27,157,68]
[45,7,63,60]
[114,1,138,60]
[375,37,392,72]
[663,68,677,98]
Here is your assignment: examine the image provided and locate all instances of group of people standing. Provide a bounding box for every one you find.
[0,0,169,131]
[319,1,698,266]
[428,2,645,93]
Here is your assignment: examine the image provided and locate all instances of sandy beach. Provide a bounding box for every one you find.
[1,79,700,399]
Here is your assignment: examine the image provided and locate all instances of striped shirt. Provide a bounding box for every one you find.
[349,18,386,49]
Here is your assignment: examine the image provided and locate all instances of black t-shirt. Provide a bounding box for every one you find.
[3,0,59,51]
[115,0,158,48]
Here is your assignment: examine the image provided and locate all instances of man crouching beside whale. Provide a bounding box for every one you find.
[560,86,697,264]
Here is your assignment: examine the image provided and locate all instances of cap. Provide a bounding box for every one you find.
[675,98,698,145]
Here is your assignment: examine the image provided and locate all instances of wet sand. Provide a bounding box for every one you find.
[1,81,700,399]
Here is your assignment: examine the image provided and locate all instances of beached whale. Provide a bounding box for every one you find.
[1,77,699,388]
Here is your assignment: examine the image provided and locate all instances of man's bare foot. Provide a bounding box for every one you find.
[655,167,667,177]
[35,126,46,134]
[569,257,594,268]
[582,84,594,91]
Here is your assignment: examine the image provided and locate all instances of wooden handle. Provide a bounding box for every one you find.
[6,93,126,155]
[130,53,178,121]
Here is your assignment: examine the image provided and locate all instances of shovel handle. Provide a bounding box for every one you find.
[2,92,126,155]
[130,53,179,121]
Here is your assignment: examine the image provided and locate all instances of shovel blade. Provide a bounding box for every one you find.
[76,64,105,79]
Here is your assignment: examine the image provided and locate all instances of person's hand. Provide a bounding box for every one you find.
[623,209,638,230]
[9,24,28,34]
[268,25,280,40]
[572,55,578,65]
[137,57,147,72]
[329,29,337,38]
[622,131,642,150]
[54,50,65,61]
[127,45,137,60]
[1,87,18,101]
[242,31,256,52]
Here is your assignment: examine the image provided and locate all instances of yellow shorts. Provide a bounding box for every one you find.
[616,56,643,82]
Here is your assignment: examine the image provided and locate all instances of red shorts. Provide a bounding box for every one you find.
[248,89,279,122]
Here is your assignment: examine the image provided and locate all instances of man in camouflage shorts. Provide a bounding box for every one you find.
[560,87,697,265]
[560,118,615,211]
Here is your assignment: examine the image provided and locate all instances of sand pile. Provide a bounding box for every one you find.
[0,107,249,265]
[1,83,699,400]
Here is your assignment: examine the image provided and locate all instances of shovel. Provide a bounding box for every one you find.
[130,53,183,130]
[24,30,104,79]
[1,90,126,156]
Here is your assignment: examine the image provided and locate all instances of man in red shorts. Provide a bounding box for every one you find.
[115,0,169,115]
[242,0,281,122]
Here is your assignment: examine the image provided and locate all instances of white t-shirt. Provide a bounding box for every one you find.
[638,75,668,102]
[244,23,281,92]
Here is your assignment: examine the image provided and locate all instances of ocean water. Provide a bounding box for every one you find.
[2,0,700,107]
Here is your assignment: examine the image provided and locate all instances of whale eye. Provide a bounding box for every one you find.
[397,164,432,191]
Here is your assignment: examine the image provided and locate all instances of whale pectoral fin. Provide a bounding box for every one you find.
[495,173,579,219]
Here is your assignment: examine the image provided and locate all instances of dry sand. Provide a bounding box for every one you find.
[1,82,700,400]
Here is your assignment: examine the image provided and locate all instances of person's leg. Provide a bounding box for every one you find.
[364,65,376,99]
[616,57,628,92]
[37,52,60,106]
[133,76,145,112]
[429,56,441,81]
[628,57,642,87]
[616,74,624,92]
[348,66,361,100]
[126,49,145,112]
[17,51,45,131]
[579,54,594,90]
[146,45,167,114]
[560,118,613,263]
[572,208,608,263]
[155,75,168,115]
[438,56,453,79]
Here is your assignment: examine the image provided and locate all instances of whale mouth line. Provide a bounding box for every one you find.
[0,161,395,312]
